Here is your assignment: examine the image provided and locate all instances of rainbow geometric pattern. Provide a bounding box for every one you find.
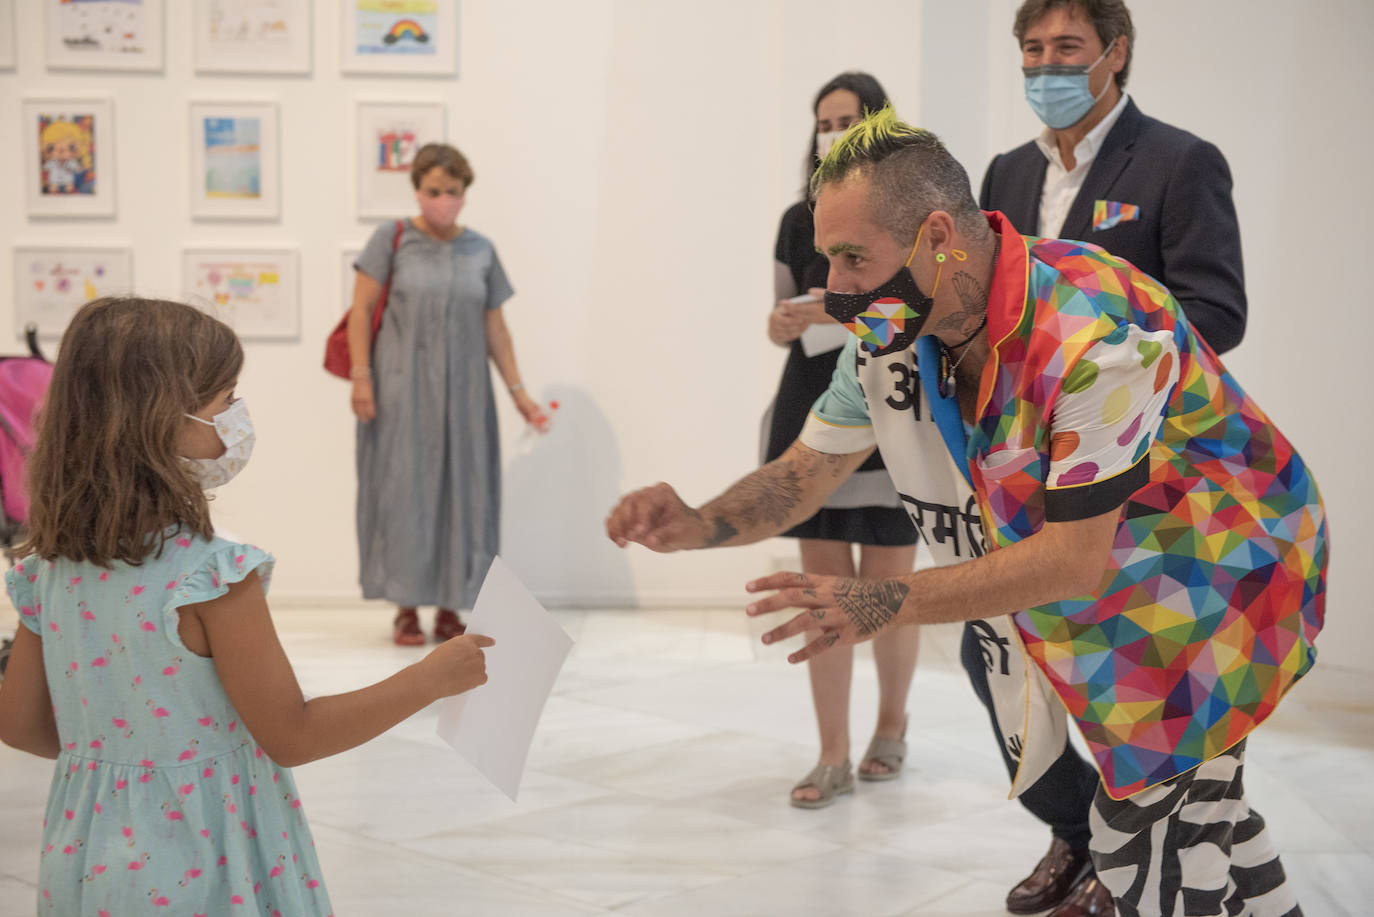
[968,212,1327,799]
[845,296,918,350]
[1092,199,1140,231]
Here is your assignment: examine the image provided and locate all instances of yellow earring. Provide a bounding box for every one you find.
[930,248,968,298]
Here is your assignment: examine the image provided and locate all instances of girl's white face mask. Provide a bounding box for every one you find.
[182,399,255,489]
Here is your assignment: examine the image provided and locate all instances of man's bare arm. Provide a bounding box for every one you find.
[694,442,873,547]
[606,441,873,552]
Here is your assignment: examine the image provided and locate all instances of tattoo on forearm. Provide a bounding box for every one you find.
[703,515,739,548]
[705,448,850,538]
[831,579,910,636]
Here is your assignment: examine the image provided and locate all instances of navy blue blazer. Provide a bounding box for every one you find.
[979,99,1246,354]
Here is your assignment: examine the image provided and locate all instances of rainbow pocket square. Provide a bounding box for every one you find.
[1092,200,1140,231]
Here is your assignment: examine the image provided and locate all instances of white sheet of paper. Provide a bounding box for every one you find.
[435,556,573,800]
[801,322,849,357]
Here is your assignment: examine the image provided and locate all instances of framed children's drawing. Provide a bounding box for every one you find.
[355,100,446,218]
[45,0,164,72]
[188,101,280,221]
[181,247,299,340]
[22,97,117,218]
[340,0,457,76]
[192,0,311,75]
[13,246,134,337]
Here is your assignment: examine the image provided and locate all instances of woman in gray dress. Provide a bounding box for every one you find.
[346,143,543,645]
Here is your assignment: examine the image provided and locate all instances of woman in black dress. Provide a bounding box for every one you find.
[766,73,921,808]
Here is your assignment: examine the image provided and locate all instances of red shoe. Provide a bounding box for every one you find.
[434,609,466,641]
[393,608,425,646]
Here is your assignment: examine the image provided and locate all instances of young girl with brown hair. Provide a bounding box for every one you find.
[0,297,494,914]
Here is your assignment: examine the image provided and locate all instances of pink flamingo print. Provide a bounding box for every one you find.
[90,656,108,668]
[149,888,171,906]
[200,828,211,839]
[112,633,124,652]
[197,715,214,727]
[88,736,105,750]
[132,674,141,688]
[203,766,215,778]
[99,571,109,581]
[122,826,134,845]
[100,910,111,917]
[18,604,35,617]
[62,839,83,854]
[178,749,196,762]
[94,802,102,814]
[178,867,203,887]
[163,656,182,676]
[127,585,145,602]
[67,575,82,592]
[79,601,95,621]
[176,536,192,548]
[64,809,75,820]
[228,719,237,732]
[268,854,286,878]
[165,810,185,822]
[128,852,150,870]
[147,699,170,718]
[137,610,157,632]
[217,855,227,866]
[114,778,129,794]
[49,620,59,633]
[230,895,245,905]
[66,661,78,676]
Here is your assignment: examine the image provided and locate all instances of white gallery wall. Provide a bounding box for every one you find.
[1,1,1370,668]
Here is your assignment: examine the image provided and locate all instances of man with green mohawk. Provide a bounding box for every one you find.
[607,106,1322,917]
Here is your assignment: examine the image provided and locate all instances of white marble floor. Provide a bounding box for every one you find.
[2,606,1372,916]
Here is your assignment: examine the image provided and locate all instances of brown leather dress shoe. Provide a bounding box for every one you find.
[1006,837,1092,915]
[1048,875,1115,917]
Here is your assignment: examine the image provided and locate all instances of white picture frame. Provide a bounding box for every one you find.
[188,101,280,221]
[355,100,446,219]
[192,0,311,75]
[181,247,300,340]
[339,0,457,76]
[13,246,134,338]
[45,0,164,72]
[0,0,16,71]
[22,96,117,218]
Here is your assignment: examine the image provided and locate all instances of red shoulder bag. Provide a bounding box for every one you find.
[324,220,404,380]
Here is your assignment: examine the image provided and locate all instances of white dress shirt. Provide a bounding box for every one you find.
[1036,92,1130,239]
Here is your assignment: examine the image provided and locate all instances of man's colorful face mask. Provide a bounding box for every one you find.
[824,259,930,356]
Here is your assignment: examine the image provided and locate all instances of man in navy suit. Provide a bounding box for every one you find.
[973,2,1249,915]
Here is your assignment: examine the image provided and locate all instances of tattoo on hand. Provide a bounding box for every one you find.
[830,579,910,636]
[808,608,825,621]
[821,634,840,648]
[703,515,738,548]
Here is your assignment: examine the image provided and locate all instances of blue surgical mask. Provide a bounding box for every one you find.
[1023,40,1116,130]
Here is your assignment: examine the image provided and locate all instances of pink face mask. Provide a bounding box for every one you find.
[416,191,464,229]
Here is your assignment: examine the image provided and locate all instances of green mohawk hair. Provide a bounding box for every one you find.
[810,104,932,197]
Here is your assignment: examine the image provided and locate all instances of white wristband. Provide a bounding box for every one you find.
[508,382,525,393]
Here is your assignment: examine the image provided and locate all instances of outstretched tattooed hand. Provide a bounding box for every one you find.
[744,571,912,664]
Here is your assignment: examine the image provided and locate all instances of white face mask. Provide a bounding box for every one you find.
[182,399,255,489]
[816,130,846,160]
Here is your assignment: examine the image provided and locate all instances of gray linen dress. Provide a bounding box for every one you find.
[354,219,514,608]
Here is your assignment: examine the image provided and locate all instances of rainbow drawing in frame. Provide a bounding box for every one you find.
[340,0,455,75]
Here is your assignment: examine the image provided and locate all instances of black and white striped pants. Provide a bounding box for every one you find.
[1089,740,1302,917]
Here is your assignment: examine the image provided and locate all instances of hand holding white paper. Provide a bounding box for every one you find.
[435,556,573,800]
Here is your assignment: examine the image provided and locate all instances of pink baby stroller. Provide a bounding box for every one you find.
[0,325,53,680]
